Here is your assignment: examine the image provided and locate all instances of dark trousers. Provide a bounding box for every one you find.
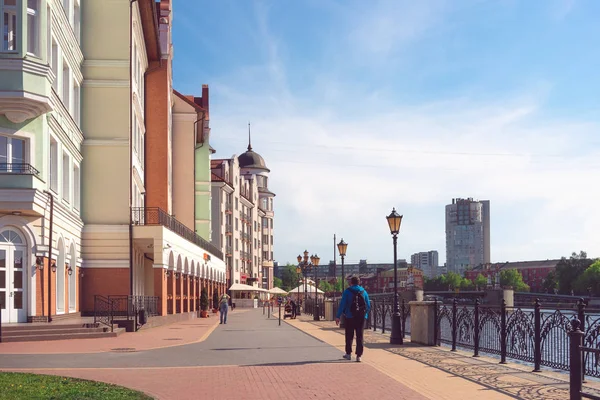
[344,316,365,357]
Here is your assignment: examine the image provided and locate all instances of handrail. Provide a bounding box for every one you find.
[93,295,113,332]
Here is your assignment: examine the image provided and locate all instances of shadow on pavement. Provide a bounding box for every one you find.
[248,359,352,367]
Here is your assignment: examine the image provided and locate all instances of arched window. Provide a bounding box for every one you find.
[0,229,23,244]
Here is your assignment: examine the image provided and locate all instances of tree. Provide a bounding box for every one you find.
[499,269,529,292]
[573,260,600,296]
[333,278,343,292]
[459,277,474,290]
[319,280,333,293]
[473,274,488,290]
[273,276,283,289]
[280,264,299,291]
[542,271,558,293]
[555,251,593,295]
[200,288,209,311]
[442,272,463,290]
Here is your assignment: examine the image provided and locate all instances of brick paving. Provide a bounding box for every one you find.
[289,313,600,400]
[0,309,429,399]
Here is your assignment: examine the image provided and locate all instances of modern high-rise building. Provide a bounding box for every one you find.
[445,198,490,276]
[210,131,275,292]
[411,251,439,278]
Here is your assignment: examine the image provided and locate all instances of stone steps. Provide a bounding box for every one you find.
[0,323,124,342]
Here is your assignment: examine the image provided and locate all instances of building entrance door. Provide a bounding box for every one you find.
[0,229,27,323]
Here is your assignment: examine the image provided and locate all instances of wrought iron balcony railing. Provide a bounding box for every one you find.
[225,202,233,212]
[132,207,223,259]
[0,163,40,175]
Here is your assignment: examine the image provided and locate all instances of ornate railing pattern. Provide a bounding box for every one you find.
[435,298,594,374]
[93,295,113,332]
[0,163,40,175]
[131,207,223,259]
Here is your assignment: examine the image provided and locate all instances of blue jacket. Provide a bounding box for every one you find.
[336,285,371,319]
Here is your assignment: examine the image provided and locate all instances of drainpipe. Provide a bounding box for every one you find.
[43,190,54,322]
[129,0,138,297]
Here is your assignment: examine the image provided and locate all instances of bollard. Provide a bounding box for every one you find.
[279,304,281,326]
[268,303,271,318]
[263,303,265,315]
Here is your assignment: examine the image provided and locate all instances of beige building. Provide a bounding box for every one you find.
[211,131,275,292]
[81,0,225,318]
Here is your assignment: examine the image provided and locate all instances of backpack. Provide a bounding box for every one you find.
[350,289,367,317]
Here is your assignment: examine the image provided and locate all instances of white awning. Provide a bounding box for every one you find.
[228,283,267,292]
[268,287,288,295]
[288,284,324,294]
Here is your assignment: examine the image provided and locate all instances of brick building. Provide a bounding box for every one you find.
[465,260,561,293]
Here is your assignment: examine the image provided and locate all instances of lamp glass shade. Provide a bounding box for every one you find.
[303,250,309,258]
[297,255,302,263]
[386,208,403,234]
[314,255,320,266]
[337,239,348,257]
[296,267,301,274]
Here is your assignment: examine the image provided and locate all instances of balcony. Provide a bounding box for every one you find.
[225,225,233,235]
[225,203,233,213]
[132,207,223,259]
[225,245,232,256]
[0,163,40,175]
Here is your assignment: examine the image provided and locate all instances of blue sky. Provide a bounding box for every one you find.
[172,0,600,267]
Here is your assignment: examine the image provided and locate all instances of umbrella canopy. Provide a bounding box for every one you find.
[268,287,288,295]
[228,283,267,292]
[288,284,324,294]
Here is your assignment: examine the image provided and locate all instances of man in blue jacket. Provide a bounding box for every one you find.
[335,276,371,362]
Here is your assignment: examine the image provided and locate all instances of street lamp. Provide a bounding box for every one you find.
[296,264,302,316]
[297,250,319,319]
[386,207,403,345]
[312,254,321,321]
[337,239,348,328]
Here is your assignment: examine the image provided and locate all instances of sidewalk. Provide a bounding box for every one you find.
[285,314,600,400]
[0,313,226,354]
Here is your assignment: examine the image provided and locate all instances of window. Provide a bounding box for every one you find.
[235,239,238,251]
[26,0,39,55]
[51,39,58,91]
[73,164,80,210]
[235,218,238,230]
[73,1,80,42]
[62,152,69,202]
[49,137,58,191]
[73,81,80,125]
[62,60,70,110]
[0,136,25,171]
[235,198,238,210]
[2,0,17,51]
[62,0,69,19]
[132,118,137,154]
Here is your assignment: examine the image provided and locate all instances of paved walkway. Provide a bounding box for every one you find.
[286,313,600,400]
[0,309,427,399]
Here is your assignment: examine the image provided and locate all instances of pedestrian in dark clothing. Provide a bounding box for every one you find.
[335,276,371,362]
[290,299,297,319]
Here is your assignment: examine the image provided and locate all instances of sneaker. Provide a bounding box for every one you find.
[356,356,362,362]
[342,354,351,361]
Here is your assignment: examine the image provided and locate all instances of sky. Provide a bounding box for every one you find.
[172,0,600,267]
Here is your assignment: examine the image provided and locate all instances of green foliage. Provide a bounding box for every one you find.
[443,272,463,290]
[273,276,283,289]
[573,260,600,296]
[319,280,333,292]
[212,291,219,309]
[280,263,299,291]
[556,251,594,295]
[0,372,151,400]
[499,269,530,292]
[200,288,209,311]
[473,273,488,289]
[333,278,343,292]
[542,271,558,293]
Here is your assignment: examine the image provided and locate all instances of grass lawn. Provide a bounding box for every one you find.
[0,372,153,400]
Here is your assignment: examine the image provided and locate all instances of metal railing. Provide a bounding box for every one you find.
[0,163,40,175]
[132,207,223,259]
[368,294,411,337]
[434,297,600,374]
[93,295,113,332]
[569,318,600,400]
[94,295,159,332]
[225,203,233,212]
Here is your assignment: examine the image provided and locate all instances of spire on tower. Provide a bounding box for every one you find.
[247,122,252,151]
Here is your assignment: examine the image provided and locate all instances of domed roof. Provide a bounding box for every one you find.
[237,123,270,172]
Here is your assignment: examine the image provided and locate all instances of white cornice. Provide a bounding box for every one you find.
[82,138,128,147]
[83,80,130,88]
[0,58,52,77]
[84,59,129,68]
[83,225,129,234]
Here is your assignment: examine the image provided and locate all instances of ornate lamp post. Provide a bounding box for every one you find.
[297,250,319,317]
[296,265,302,316]
[337,239,348,328]
[311,254,321,321]
[386,207,403,345]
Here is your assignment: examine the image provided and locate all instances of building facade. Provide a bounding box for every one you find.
[465,260,560,293]
[445,198,490,276]
[0,0,83,323]
[210,132,275,292]
[411,251,439,278]
[81,0,225,317]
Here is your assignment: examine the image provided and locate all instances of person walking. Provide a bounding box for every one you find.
[219,293,231,324]
[289,298,297,319]
[335,276,370,362]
